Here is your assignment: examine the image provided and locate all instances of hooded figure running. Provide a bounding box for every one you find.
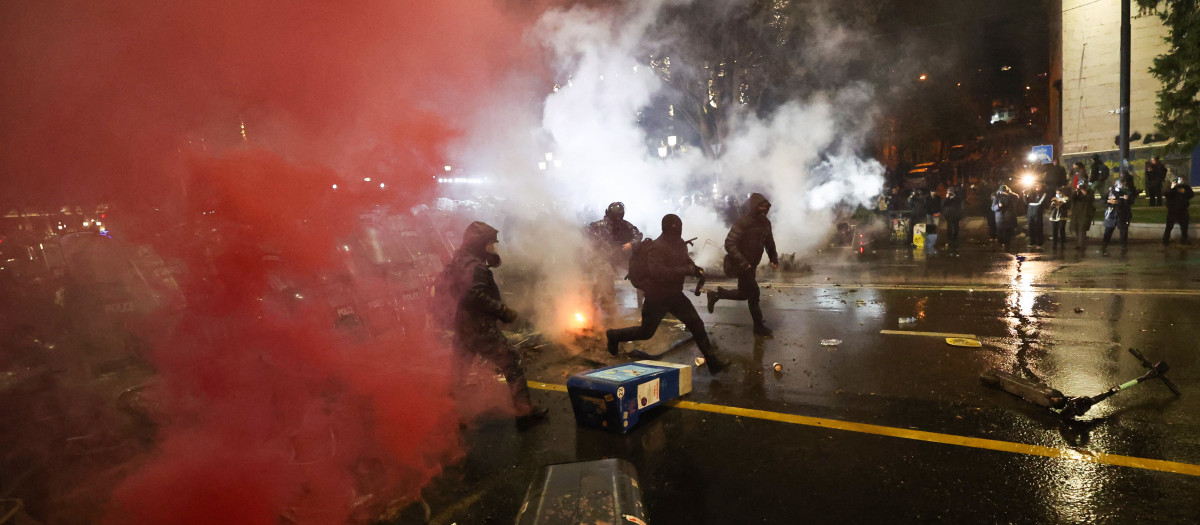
[445,221,547,429]
[606,214,730,374]
[707,193,779,337]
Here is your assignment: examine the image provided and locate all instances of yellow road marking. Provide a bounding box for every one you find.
[528,382,1200,477]
[530,381,568,392]
[880,329,978,339]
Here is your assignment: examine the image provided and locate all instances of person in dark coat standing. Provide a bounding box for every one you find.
[707,193,779,337]
[606,214,730,373]
[447,221,547,428]
[941,186,965,249]
[587,202,643,315]
[1090,154,1110,186]
[1024,181,1048,249]
[1101,178,1135,255]
[1145,156,1168,206]
[992,185,1020,251]
[1045,160,1069,195]
[1048,187,1070,249]
[1069,181,1095,250]
[1163,176,1194,246]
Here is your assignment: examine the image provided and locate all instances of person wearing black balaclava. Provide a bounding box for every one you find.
[587,202,643,315]
[447,221,547,428]
[707,193,778,337]
[606,214,730,374]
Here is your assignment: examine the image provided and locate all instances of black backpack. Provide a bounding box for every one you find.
[625,238,654,290]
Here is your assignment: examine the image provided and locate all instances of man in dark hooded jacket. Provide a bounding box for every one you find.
[707,193,778,336]
[446,221,547,428]
[606,214,730,374]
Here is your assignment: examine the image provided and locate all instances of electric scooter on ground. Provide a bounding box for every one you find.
[981,347,1180,419]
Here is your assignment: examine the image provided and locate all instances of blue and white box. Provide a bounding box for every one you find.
[566,360,692,433]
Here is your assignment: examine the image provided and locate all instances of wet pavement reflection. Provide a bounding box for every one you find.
[416,243,1200,524]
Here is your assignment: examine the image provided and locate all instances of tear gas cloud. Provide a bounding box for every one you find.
[458,0,885,326]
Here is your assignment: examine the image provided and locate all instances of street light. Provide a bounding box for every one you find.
[667,135,677,147]
[657,145,668,159]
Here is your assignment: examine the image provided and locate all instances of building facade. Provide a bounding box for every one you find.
[1057,0,1188,182]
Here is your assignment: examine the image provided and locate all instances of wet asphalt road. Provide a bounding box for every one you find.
[410,240,1200,524]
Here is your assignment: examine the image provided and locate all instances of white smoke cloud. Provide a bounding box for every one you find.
[448,0,885,338]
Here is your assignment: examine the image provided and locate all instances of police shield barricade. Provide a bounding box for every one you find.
[515,458,648,525]
[567,360,692,433]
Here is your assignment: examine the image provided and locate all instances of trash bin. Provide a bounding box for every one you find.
[515,458,648,525]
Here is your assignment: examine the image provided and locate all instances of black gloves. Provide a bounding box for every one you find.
[499,306,518,324]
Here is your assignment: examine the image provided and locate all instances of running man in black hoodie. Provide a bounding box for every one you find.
[707,193,779,337]
[606,214,730,374]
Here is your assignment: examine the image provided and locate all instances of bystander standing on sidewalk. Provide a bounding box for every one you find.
[1070,181,1095,250]
[1163,176,1194,246]
[1101,177,1135,256]
[1025,182,1047,250]
[1146,156,1168,207]
[1049,188,1070,250]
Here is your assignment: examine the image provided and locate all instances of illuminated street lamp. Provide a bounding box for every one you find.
[538,161,548,170]
[657,145,668,158]
[667,135,677,147]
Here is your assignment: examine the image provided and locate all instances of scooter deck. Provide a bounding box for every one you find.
[980,369,1067,409]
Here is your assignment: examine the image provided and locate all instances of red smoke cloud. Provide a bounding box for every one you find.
[1,0,544,208]
[1,0,548,523]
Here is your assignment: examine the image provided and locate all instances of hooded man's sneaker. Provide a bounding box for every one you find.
[605,330,620,356]
[706,290,718,314]
[706,356,731,375]
[753,324,774,337]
